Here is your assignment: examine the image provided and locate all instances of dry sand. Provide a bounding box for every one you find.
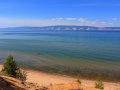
[0,65,120,90]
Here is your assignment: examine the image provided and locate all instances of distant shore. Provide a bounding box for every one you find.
[0,64,120,90]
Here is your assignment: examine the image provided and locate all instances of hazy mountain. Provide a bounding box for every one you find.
[0,25,120,31]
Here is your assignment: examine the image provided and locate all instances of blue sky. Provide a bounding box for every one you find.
[0,0,120,27]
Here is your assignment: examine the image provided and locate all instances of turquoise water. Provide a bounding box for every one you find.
[0,30,120,79]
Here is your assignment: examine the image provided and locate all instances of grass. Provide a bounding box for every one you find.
[95,80,104,90]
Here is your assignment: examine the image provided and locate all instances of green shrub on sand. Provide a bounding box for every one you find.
[95,80,104,90]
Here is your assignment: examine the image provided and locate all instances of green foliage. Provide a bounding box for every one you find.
[1,55,27,81]
[16,69,27,81]
[95,80,104,90]
[1,55,18,77]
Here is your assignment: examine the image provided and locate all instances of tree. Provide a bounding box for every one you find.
[1,55,18,77]
[1,55,27,81]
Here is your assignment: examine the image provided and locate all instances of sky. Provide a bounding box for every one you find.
[0,0,120,27]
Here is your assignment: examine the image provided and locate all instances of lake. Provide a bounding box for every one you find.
[0,30,120,80]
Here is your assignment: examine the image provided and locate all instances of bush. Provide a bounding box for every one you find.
[1,55,27,81]
[1,55,18,77]
[16,69,27,81]
[95,80,104,90]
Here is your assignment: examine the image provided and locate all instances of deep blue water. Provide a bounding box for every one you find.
[0,30,120,73]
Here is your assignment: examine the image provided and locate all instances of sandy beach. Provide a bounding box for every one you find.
[0,65,120,90]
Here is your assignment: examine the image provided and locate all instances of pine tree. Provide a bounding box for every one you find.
[1,55,18,77]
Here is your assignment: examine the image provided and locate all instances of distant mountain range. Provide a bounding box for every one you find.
[0,25,120,31]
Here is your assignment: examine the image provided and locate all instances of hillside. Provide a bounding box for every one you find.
[0,75,39,90]
[0,74,120,90]
[0,74,97,90]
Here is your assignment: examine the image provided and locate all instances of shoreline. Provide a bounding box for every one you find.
[0,65,120,90]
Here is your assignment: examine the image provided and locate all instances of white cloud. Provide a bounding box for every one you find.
[78,18,87,23]
[52,18,64,21]
[111,18,118,22]
[52,18,78,21]
[65,18,77,21]
[52,17,86,22]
